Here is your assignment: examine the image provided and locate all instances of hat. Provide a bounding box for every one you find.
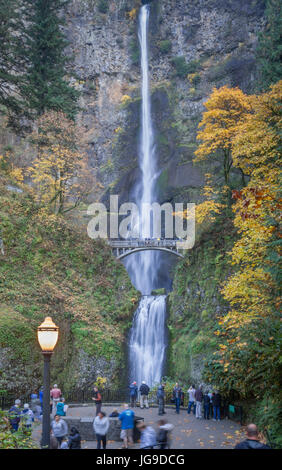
[24,403,29,409]
[133,381,137,384]
[142,381,145,384]
[15,399,21,405]
[53,384,58,388]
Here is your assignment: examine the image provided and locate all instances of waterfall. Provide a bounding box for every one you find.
[124,4,167,387]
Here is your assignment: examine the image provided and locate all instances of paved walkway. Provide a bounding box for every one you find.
[32,404,246,449]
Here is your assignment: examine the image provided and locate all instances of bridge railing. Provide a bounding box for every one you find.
[108,239,181,248]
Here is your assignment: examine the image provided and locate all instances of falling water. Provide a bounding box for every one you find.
[124,4,168,387]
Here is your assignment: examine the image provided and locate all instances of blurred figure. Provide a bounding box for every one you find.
[137,422,157,449]
[157,419,174,449]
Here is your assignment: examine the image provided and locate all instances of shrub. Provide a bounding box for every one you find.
[159,40,172,54]
[98,0,108,14]
[171,56,189,77]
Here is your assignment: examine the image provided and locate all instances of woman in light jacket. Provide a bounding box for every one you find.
[93,411,110,449]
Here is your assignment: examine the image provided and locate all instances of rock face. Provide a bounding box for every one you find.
[65,0,265,205]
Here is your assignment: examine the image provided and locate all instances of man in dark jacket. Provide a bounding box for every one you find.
[235,424,271,449]
[203,391,211,420]
[139,381,150,409]
[157,383,165,416]
[212,390,221,421]
[173,383,182,414]
[195,386,203,419]
[68,427,81,449]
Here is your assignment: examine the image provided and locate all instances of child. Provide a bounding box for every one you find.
[60,436,69,449]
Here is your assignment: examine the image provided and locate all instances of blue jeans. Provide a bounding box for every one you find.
[11,423,19,432]
[213,405,220,420]
[175,397,181,414]
[187,401,196,414]
[204,404,210,419]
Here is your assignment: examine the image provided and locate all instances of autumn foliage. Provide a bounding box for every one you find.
[201,82,281,446]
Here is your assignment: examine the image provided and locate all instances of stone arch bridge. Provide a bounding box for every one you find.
[107,239,184,260]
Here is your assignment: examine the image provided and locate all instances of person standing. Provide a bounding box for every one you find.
[213,390,221,422]
[51,414,68,447]
[157,383,165,416]
[195,386,203,419]
[92,386,102,416]
[137,422,157,449]
[235,424,271,449]
[50,384,62,416]
[156,419,174,449]
[21,403,34,430]
[203,391,211,420]
[93,411,110,449]
[30,394,42,421]
[187,385,196,415]
[139,381,150,409]
[173,383,182,414]
[8,399,21,432]
[118,404,135,449]
[129,381,138,408]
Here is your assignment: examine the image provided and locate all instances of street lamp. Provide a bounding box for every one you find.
[37,317,59,448]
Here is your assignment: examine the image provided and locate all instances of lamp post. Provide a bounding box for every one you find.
[37,317,59,448]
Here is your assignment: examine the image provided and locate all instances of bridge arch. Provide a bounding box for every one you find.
[116,246,184,260]
[107,239,184,260]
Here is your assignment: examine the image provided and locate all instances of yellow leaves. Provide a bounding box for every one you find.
[121,94,131,105]
[194,85,252,163]
[9,167,24,183]
[127,8,137,20]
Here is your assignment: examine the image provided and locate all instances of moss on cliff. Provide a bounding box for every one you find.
[0,176,138,393]
[167,216,236,383]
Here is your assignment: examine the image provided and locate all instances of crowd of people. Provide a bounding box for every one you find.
[6,380,271,449]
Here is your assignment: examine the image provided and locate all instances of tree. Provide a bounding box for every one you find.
[257,0,282,90]
[194,86,252,187]
[204,82,282,448]
[28,111,93,214]
[20,0,79,119]
[0,0,24,122]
